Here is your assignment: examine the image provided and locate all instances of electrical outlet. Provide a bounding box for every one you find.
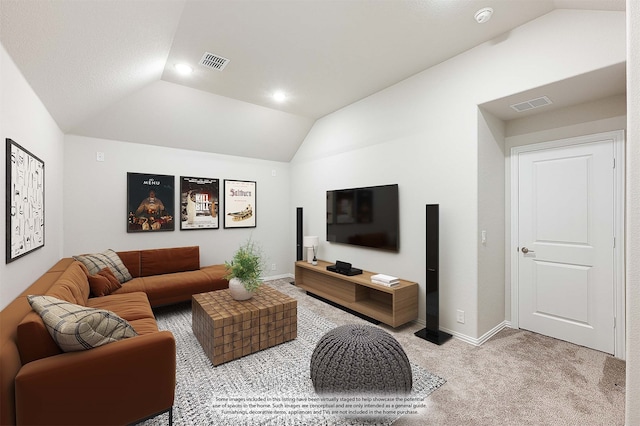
[96,151,104,162]
[271,263,276,271]
[456,309,465,324]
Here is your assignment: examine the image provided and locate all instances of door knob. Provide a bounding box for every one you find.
[521,247,535,254]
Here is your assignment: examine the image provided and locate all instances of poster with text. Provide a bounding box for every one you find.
[127,172,175,232]
[223,180,256,228]
[180,176,219,230]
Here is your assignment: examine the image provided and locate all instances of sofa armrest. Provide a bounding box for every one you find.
[15,331,176,426]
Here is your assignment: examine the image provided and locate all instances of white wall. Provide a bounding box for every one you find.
[477,109,505,338]
[506,94,626,138]
[63,135,292,277]
[0,44,65,310]
[626,0,640,422]
[290,10,626,340]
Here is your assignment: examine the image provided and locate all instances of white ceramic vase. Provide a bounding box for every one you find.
[228,277,254,300]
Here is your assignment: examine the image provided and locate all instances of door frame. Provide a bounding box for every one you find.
[509,130,625,358]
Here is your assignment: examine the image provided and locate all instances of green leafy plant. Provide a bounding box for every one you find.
[224,239,265,292]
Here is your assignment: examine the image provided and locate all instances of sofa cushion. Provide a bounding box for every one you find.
[111,265,228,307]
[73,249,133,283]
[45,261,92,305]
[87,291,154,322]
[17,311,63,364]
[201,264,228,283]
[127,317,160,335]
[129,270,225,307]
[140,246,199,276]
[45,283,77,305]
[110,277,146,294]
[87,267,122,297]
[27,295,137,352]
[116,250,142,277]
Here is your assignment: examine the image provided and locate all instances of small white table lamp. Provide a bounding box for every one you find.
[303,236,319,265]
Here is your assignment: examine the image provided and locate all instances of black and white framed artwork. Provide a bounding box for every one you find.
[6,138,45,263]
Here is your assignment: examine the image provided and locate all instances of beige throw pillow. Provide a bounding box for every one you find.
[27,295,137,352]
[73,249,132,283]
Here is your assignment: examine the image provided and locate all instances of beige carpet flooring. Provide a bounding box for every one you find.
[268,278,626,426]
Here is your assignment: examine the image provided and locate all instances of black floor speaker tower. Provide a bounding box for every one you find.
[296,207,303,261]
[415,204,452,345]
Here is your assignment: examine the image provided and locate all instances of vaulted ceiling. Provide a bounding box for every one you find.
[0,0,626,161]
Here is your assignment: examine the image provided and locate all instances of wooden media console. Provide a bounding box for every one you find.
[294,260,418,328]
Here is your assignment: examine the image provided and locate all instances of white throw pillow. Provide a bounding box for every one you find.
[27,295,137,352]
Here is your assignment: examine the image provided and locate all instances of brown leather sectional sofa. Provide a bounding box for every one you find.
[0,246,228,426]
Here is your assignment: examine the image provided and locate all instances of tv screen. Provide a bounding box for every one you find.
[326,184,399,252]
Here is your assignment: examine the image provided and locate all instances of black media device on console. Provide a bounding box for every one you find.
[326,260,363,276]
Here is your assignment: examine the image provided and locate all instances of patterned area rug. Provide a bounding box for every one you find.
[141,292,445,426]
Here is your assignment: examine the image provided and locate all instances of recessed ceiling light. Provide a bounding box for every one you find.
[174,63,193,75]
[273,91,286,102]
[474,7,493,24]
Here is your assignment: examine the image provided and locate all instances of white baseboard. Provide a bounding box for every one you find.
[262,273,295,281]
[441,320,510,346]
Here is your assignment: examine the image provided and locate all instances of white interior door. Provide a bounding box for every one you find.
[517,137,615,354]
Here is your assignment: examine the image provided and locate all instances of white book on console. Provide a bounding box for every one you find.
[371,279,399,287]
[371,273,399,284]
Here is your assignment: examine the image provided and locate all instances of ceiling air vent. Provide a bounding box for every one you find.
[510,96,553,113]
[199,52,230,71]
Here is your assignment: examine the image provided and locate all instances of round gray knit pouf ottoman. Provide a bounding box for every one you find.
[310,324,412,394]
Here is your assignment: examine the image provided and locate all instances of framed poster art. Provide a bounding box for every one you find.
[6,139,45,263]
[180,176,219,230]
[127,172,175,232]
[223,179,256,228]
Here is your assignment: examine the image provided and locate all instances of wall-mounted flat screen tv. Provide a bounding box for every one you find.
[326,184,399,252]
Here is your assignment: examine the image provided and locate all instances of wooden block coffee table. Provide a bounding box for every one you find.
[192,285,297,366]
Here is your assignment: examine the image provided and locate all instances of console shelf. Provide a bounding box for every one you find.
[294,260,418,328]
